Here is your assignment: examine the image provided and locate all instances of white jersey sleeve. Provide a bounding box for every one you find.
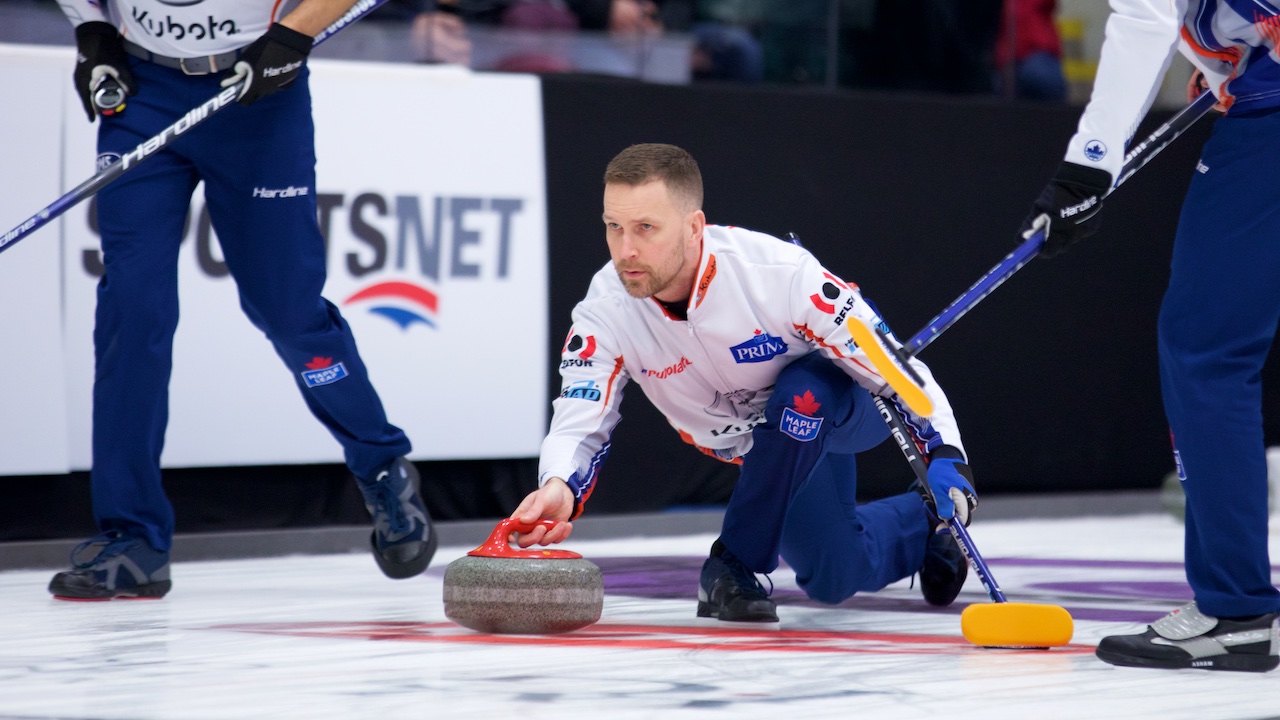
[788,252,966,459]
[57,0,109,25]
[537,306,630,515]
[1064,0,1188,182]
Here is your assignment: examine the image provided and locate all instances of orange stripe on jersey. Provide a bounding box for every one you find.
[677,429,744,465]
[573,480,596,518]
[820,272,857,292]
[1258,11,1280,48]
[694,254,717,309]
[793,323,883,379]
[1180,26,1240,109]
[600,356,625,414]
[1181,26,1243,64]
[270,0,286,23]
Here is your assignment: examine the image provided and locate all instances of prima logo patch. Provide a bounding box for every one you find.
[730,332,788,363]
[301,357,348,388]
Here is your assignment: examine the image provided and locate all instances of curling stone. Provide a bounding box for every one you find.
[443,518,603,634]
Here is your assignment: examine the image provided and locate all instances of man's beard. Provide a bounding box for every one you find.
[616,260,679,299]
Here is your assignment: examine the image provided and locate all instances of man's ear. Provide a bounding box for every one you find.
[688,209,706,239]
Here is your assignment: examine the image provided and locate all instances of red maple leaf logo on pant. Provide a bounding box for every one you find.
[792,390,821,416]
[305,357,333,370]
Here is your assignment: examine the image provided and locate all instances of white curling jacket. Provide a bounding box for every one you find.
[538,224,967,514]
[1065,0,1280,183]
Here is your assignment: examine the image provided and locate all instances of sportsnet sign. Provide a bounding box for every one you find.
[56,60,549,469]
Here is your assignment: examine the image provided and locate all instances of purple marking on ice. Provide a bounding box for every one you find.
[993,558,1181,570]
[588,557,1184,624]
[996,557,1280,572]
[1029,581,1192,601]
[1055,607,1170,623]
[433,555,1235,626]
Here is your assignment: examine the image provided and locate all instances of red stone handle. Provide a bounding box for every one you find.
[466,517,583,559]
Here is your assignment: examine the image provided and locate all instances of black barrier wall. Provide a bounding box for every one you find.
[10,76,1278,542]
[539,74,1269,514]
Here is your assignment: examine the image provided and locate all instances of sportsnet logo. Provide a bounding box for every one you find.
[301,356,349,387]
[345,280,439,330]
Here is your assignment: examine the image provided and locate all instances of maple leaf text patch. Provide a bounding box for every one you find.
[780,389,823,441]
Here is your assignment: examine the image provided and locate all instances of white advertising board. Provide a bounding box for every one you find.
[2,44,548,474]
[0,45,72,475]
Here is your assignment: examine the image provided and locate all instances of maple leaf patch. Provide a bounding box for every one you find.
[792,390,821,416]
[779,389,824,442]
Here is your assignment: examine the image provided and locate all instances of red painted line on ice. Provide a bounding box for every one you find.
[211,621,1094,655]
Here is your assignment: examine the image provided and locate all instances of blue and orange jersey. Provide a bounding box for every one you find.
[1064,0,1280,183]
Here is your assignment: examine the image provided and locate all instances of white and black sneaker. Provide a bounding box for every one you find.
[1096,601,1279,672]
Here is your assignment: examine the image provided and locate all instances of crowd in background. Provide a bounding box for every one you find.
[371,0,1067,101]
[0,0,1067,100]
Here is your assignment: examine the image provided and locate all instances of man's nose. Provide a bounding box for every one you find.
[618,233,640,258]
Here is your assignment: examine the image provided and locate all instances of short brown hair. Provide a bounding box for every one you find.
[603,143,703,211]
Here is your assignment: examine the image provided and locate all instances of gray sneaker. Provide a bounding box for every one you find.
[1096,601,1279,672]
[357,457,437,579]
[48,531,171,600]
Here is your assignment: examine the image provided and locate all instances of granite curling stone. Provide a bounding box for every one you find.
[444,518,603,634]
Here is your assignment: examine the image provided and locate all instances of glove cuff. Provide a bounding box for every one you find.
[74,21,121,43]
[264,23,315,56]
[928,444,966,462]
[1053,161,1113,194]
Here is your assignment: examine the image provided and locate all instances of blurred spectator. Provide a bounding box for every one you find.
[994,0,1066,102]
[448,0,761,82]
[674,1,764,83]
[413,8,474,64]
[368,0,473,65]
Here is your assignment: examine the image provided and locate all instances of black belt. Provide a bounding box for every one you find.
[122,39,241,75]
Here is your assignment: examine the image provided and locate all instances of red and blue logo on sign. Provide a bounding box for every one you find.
[343,280,439,330]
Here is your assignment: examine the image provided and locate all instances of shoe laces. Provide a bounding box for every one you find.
[723,555,773,599]
[372,469,410,536]
[69,530,136,568]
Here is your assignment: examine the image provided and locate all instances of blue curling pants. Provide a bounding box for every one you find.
[1159,108,1280,618]
[719,354,930,604]
[91,59,410,552]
